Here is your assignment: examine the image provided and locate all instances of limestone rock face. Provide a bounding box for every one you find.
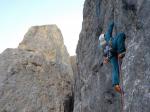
[0,25,73,112]
[19,25,70,65]
[74,0,150,112]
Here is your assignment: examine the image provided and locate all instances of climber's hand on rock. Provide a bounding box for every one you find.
[103,57,109,64]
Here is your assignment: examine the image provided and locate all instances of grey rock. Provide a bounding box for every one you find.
[0,25,74,112]
[74,0,150,112]
[70,56,77,79]
[18,25,71,66]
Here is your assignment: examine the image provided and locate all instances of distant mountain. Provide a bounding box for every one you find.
[0,25,74,112]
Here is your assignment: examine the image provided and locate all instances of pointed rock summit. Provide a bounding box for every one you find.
[0,25,74,112]
[19,25,71,65]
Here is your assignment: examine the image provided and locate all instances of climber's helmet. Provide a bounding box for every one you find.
[99,33,106,47]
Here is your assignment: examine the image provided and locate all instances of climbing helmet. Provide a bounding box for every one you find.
[99,33,106,47]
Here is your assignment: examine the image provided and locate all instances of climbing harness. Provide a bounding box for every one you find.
[103,38,114,61]
[118,58,124,112]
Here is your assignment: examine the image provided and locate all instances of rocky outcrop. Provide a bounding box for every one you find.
[0,25,73,112]
[18,25,71,66]
[74,0,150,112]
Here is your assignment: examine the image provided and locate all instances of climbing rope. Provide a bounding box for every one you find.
[118,58,124,112]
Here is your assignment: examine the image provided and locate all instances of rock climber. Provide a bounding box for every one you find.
[99,21,126,93]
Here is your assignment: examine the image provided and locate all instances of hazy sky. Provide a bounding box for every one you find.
[0,0,84,55]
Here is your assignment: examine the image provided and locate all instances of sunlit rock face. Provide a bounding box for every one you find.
[74,0,150,112]
[19,25,71,65]
[0,25,74,112]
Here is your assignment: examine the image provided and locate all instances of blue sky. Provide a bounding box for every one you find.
[0,0,84,55]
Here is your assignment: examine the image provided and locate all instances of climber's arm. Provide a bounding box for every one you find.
[107,21,114,36]
[105,21,114,42]
[103,57,109,64]
[103,51,109,64]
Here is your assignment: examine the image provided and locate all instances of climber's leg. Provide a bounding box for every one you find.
[110,56,120,86]
[116,32,126,58]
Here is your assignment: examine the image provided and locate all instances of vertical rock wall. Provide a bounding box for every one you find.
[74,0,150,112]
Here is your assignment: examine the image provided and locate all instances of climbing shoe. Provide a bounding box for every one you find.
[114,85,122,94]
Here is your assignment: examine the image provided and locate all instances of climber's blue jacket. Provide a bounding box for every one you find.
[104,21,126,86]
